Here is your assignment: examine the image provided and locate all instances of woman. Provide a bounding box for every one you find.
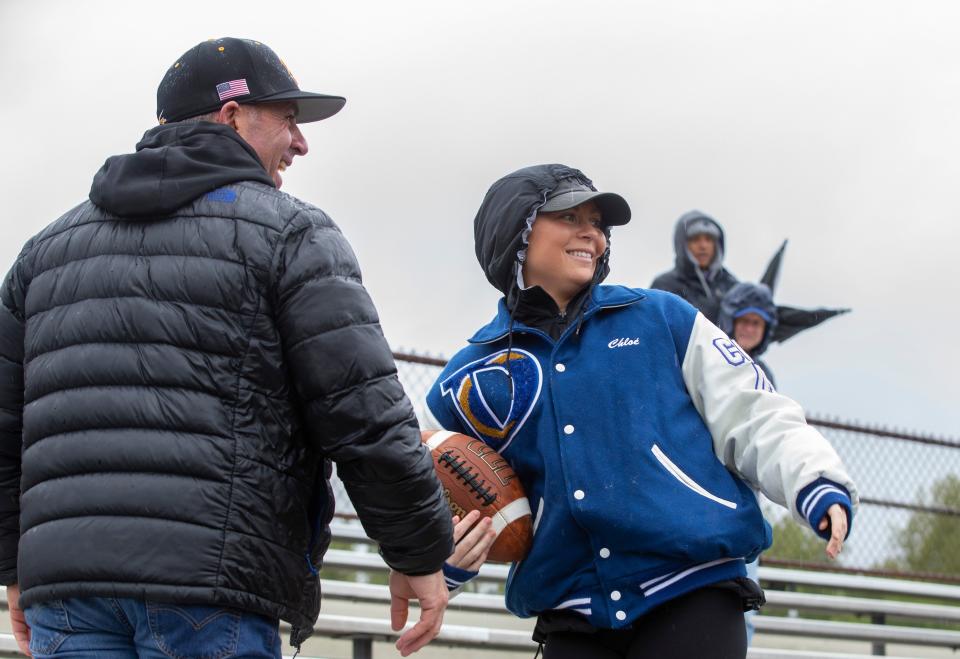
[425,164,856,658]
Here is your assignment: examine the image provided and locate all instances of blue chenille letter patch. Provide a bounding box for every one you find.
[713,338,775,392]
[439,349,543,453]
[713,338,747,366]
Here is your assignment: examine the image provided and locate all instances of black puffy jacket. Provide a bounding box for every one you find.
[0,122,452,644]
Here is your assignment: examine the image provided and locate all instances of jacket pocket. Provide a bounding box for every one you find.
[532,497,544,535]
[25,600,69,655]
[146,603,241,659]
[651,444,737,509]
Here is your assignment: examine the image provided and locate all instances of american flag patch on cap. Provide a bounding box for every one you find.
[216,79,250,101]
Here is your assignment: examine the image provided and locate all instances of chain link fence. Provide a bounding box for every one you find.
[329,350,960,583]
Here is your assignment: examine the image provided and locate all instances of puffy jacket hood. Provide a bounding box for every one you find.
[89,122,275,217]
[673,210,727,280]
[474,164,612,295]
[719,282,778,357]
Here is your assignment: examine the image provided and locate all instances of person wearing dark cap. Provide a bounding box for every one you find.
[650,210,739,323]
[0,37,452,658]
[422,164,857,658]
[721,283,781,389]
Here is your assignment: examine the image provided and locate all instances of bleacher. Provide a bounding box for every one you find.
[1,521,958,658]
[316,521,960,658]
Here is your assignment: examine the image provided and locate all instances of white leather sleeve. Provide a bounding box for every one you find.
[680,312,859,524]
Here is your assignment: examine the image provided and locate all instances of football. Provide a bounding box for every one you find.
[422,430,533,563]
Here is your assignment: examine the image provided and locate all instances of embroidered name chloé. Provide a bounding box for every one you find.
[608,337,640,349]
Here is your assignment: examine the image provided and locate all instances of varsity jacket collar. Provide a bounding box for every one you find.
[468,285,645,344]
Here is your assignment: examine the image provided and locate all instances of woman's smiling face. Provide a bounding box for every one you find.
[522,201,606,311]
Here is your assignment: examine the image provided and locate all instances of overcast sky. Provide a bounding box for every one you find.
[2,0,958,437]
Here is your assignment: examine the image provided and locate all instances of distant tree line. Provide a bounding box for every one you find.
[763,475,960,578]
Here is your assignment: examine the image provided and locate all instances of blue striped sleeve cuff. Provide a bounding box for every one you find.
[443,562,479,592]
[797,477,853,540]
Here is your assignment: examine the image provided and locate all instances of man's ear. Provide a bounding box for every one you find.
[215,101,242,130]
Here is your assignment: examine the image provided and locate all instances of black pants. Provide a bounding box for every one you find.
[534,585,751,659]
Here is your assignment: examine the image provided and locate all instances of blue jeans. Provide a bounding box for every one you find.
[25,597,281,658]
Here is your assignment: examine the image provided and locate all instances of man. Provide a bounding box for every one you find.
[650,210,738,323]
[0,38,452,658]
[720,283,780,390]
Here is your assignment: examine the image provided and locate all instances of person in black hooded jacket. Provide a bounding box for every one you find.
[650,210,739,323]
[0,38,452,658]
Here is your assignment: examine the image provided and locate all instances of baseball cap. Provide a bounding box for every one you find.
[734,306,774,323]
[684,216,720,239]
[156,38,345,124]
[540,179,631,226]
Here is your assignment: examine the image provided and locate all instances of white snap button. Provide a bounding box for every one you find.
[616,610,626,621]
[555,363,566,372]
[599,548,611,559]
[574,489,585,500]
[564,424,575,435]
[611,591,621,601]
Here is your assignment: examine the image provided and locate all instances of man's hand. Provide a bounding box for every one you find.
[389,570,448,657]
[7,583,32,657]
[818,503,848,560]
[448,511,497,572]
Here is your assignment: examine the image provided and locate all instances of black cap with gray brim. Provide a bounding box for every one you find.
[157,37,345,124]
[540,179,631,226]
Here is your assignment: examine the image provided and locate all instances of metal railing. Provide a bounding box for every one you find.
[3,529,959,659]
[320,520,960,657]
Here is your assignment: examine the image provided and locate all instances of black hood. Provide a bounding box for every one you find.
[89,122,275,218]
[718,282,779,357]
[474,164,613,295]
[673,210,727,280]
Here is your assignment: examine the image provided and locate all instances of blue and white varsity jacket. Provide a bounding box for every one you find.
[426,285,857,629]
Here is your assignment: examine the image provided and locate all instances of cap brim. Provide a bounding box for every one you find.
[734,307,774,323]
[252,90,347,123]
[540,190,631,226]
